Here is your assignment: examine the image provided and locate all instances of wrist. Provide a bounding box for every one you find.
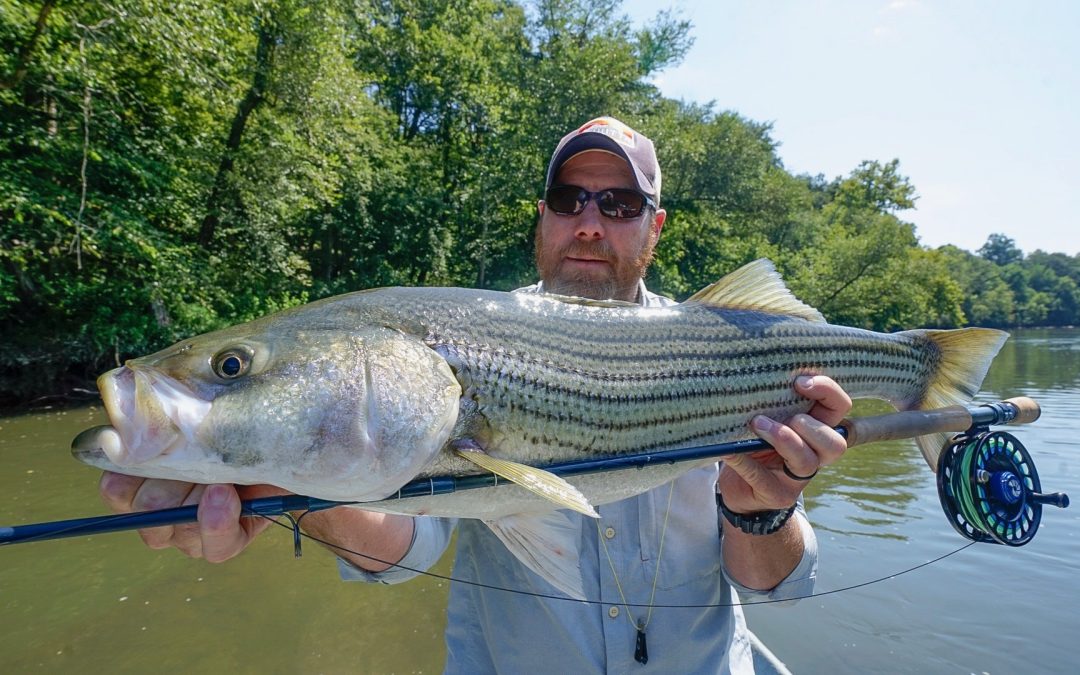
[717,492,796,536]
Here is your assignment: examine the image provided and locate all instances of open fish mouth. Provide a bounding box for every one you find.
[97,365,211,466]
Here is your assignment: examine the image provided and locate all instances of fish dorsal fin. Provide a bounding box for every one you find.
[685,258,826,322]
[454,443,599,518]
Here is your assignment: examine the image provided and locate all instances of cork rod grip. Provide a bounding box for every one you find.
[1004,396,1041,425]
[839,406,973,448]
[838,397,1042,448]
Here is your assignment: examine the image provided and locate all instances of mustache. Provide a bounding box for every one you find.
[559,241,615,262]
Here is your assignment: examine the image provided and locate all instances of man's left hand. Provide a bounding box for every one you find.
[719,375,851,514]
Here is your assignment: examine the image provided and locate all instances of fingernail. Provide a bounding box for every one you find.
[752,416,774,433]
[797,375,815,389]
[205,485,229,507]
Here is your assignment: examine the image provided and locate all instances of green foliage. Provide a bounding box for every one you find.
[1,0,1077,404]
[978,233,1023,266]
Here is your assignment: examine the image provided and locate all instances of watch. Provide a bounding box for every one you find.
[717,492,796,536]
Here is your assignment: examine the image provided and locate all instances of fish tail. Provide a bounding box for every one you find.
[899,327,1009,470]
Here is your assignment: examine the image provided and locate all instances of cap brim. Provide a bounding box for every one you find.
[546,135,656,198]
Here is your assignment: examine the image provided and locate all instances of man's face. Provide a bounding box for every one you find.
[535,152,666,302]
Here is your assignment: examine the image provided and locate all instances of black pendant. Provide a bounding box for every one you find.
[634,626,648,665]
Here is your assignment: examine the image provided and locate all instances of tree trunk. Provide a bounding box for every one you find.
[0,0,56,91]
[198,16,277,247]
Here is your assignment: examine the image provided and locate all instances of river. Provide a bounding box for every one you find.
[1,328,1077,673]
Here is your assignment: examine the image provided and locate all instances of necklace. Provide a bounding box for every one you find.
[596,482,675,666]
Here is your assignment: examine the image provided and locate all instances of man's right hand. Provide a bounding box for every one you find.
[98,472,286,562]
[98,472,417,571]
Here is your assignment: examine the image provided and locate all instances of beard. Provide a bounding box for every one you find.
[534,225,657,302]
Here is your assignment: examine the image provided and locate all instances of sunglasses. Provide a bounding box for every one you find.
[545,184,656,220]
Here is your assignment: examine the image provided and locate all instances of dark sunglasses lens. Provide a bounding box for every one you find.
[598,189,645,218]
[546,186,586,214]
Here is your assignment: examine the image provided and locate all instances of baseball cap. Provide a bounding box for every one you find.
[545,117,662,202]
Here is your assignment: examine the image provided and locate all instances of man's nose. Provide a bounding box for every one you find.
[574,200,605,240]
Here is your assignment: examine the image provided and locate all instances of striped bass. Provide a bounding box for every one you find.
[73,259,1007,598]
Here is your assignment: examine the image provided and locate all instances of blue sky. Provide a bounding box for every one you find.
[621,0,1078,256]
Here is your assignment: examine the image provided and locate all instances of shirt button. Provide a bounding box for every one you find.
[604,527,616,539]
[608,606,620,619]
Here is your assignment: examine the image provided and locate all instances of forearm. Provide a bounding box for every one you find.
[297,507,415,572]
[720,511,805,591]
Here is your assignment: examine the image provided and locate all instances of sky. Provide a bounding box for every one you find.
[621,0,1079,256]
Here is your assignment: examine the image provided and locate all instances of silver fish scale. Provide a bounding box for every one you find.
[379,289,936,464]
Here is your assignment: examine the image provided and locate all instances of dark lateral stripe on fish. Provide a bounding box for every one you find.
[455,347,928,395]
[484,371,919,426]
[463,376,923,458]
[436,332,928,373]
[438,336,928,380]
[455,352,927,385]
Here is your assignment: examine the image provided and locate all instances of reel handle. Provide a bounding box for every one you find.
[1030,492,1071,509]
[839,397,1041,448]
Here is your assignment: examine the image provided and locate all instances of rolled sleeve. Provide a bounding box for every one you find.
[337,516,457,585]
[722,504,819,603]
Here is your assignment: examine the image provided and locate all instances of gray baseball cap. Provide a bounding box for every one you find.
[545,117,662,202]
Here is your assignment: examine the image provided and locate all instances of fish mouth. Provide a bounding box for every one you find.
[97,364,211,466]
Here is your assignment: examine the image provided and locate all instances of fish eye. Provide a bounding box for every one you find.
[211,346,254,380]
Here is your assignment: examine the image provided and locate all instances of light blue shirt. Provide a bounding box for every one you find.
[339,279,818,673]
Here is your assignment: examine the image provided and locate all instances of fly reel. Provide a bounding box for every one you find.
[937,429,1069,546]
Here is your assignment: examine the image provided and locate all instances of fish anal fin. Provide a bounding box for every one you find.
[453,441,599,518]
[685,258,825,323]
[485,512,586,600]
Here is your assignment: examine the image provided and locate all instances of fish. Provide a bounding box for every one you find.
[73,258,1008,598]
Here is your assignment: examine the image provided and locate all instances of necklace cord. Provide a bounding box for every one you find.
[597,481,674,632]
[261,513,978,609]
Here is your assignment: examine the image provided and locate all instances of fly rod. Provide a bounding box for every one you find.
[0,397,1067,546]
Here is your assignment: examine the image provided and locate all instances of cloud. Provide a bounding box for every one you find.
[886,0,919,11]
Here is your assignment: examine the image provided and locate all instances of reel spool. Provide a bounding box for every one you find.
[937,430,1069,546]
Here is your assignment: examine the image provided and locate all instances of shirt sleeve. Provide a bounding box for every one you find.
[720,501,819,603]
[336,516,458,585]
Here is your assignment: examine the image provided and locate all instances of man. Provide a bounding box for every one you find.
[101,117,851,672]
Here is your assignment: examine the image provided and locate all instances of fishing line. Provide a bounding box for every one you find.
[259,514,978,609]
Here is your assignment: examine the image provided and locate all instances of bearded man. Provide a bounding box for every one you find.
[101,116,851,673]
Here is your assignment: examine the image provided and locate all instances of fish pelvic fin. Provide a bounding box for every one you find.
[485,512,586,600]
[454,443,599,518]
[684,258,826,323]
[903,327,1010,470]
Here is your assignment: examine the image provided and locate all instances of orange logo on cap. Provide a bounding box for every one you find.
[576,117,636,148]
[577,117,634,140]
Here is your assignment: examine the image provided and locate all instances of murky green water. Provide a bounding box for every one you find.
[2,329,1077,673]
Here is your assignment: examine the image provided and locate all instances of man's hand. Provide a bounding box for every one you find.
[719,375,851,514]
[98,473,287,562]
[98,473,417,572]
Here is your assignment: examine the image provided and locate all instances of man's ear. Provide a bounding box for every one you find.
[537,200,546,216]
[652,208,666,240]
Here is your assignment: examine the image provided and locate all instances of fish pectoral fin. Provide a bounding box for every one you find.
[684,258,826,322]
[485,512,586,600]
[454,442,598,518]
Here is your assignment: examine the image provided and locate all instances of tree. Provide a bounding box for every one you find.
[978,233,1023,266]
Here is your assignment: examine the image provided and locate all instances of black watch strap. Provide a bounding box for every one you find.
[717,492,796,536]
